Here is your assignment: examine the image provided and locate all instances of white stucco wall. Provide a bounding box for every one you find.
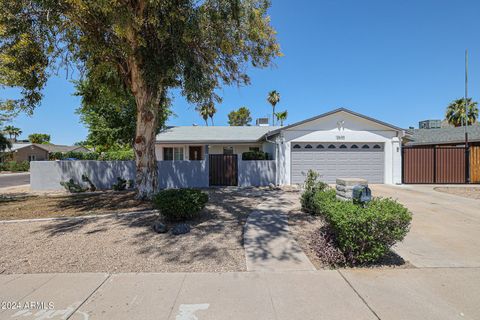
[275,111,403,185]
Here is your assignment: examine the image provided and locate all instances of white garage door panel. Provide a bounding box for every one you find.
[291,143,384,184]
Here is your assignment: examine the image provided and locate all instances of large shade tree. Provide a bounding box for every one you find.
[445,98,479,127]
[0,0,280,198]
[75,67,170,152]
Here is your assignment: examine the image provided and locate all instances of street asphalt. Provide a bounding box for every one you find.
[0,172,30,188]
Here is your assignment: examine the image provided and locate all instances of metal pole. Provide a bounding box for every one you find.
[465,49,470,183]
[465,49,469,147]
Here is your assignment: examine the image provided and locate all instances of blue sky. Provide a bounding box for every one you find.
[2,0,479,145]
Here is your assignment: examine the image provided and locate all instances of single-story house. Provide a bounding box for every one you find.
[1,143,90,162]
[155,108,404,186]
[405,124,480,147]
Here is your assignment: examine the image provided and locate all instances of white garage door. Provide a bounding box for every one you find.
[291,142,385,184]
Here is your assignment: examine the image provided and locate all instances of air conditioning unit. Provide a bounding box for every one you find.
[256,118,270,126]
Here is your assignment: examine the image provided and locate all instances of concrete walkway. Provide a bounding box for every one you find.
[371,184,480,268]
[1,268,479,320]
[243,191,315,271]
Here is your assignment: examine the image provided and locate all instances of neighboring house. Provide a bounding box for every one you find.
[1,143,90,162]
[405,124,480,147]
[156,108,404,185]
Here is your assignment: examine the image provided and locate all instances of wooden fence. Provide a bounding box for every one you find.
[471,146,480,183]
[402,146,468,184]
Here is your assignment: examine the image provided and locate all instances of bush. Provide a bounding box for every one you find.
[60,178,88,193]
[241,151,270,160]
[0,161,30,172]
[300,170,328,213]
[307,187,412,265]
[111,177,133,191]
[153,189,209,222]
[49,149,134,161]
[99,149,135,161]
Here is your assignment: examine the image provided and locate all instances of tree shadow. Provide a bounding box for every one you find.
[34,187,280,269]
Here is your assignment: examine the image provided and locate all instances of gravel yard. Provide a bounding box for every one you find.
[0,188,274,274]
[434,187,480,200]
[0,191,153,220]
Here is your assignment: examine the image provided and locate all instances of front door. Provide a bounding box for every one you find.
[189,146,203,160]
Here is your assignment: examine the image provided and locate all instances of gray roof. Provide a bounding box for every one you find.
[156,126,279,144]
[406,124,480,145]
[266,107,403,137]
[7,143,90,153]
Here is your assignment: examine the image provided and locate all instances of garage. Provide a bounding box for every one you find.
[291,142,385,184]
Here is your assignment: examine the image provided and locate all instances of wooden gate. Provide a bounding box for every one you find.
[209,154,238,186]
[403,146,467,184]
[471,146,480,183]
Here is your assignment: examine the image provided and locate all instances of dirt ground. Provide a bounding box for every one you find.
[0,191,153,220]
[434,186,480,200]
[0,188,274,274]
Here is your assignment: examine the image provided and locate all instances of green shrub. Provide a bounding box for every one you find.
[0,161,30,172]
[99,149,135,161]
[49,149,134,161]
[153,189,209,222]
[311,189,412,265]
[60,178,88,193]
[241,151,270,160]
[112,177,126,191]
[300,169,328,213]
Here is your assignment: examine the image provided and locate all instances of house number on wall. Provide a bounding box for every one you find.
[336,135,345,140]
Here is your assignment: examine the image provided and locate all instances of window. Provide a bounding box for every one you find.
[293,144,301,149]
[316,144,324,149]
[373,144,381,149]
[339,144,347,149]
[351,144,358,149]
[163,147,184,160]
[249,147,260,152]
[305,144,313,149]
[28,155,36,161]
[362,144,370,149]
[223,146,234,155]
[328,144,336,149]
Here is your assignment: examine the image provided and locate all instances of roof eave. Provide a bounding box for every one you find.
[266,107,403,137]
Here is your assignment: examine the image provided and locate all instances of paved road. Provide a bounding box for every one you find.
[0,172,30,188]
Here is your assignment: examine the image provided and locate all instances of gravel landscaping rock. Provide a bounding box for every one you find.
[0,187,276,274]
[172,223,190,235]
[152,221,168,233]
[434,187,480,200]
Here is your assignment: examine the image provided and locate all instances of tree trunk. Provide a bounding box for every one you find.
[134,100,159,199]
[129,59,160,199]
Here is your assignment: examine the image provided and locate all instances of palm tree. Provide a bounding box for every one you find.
[267,90,280,126]
[3,125,15,140]
[206,101,217,126]
[445,98,479,127]
[11,127,22,142]
[275,110,288,126]
[196,105,210,126]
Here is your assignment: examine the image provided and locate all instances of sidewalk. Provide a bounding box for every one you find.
[244,191,315,271]
[1,268,479,320]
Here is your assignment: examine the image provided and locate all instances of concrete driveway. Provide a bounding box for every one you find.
[0,172,30,188]
[370,184,480,268]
